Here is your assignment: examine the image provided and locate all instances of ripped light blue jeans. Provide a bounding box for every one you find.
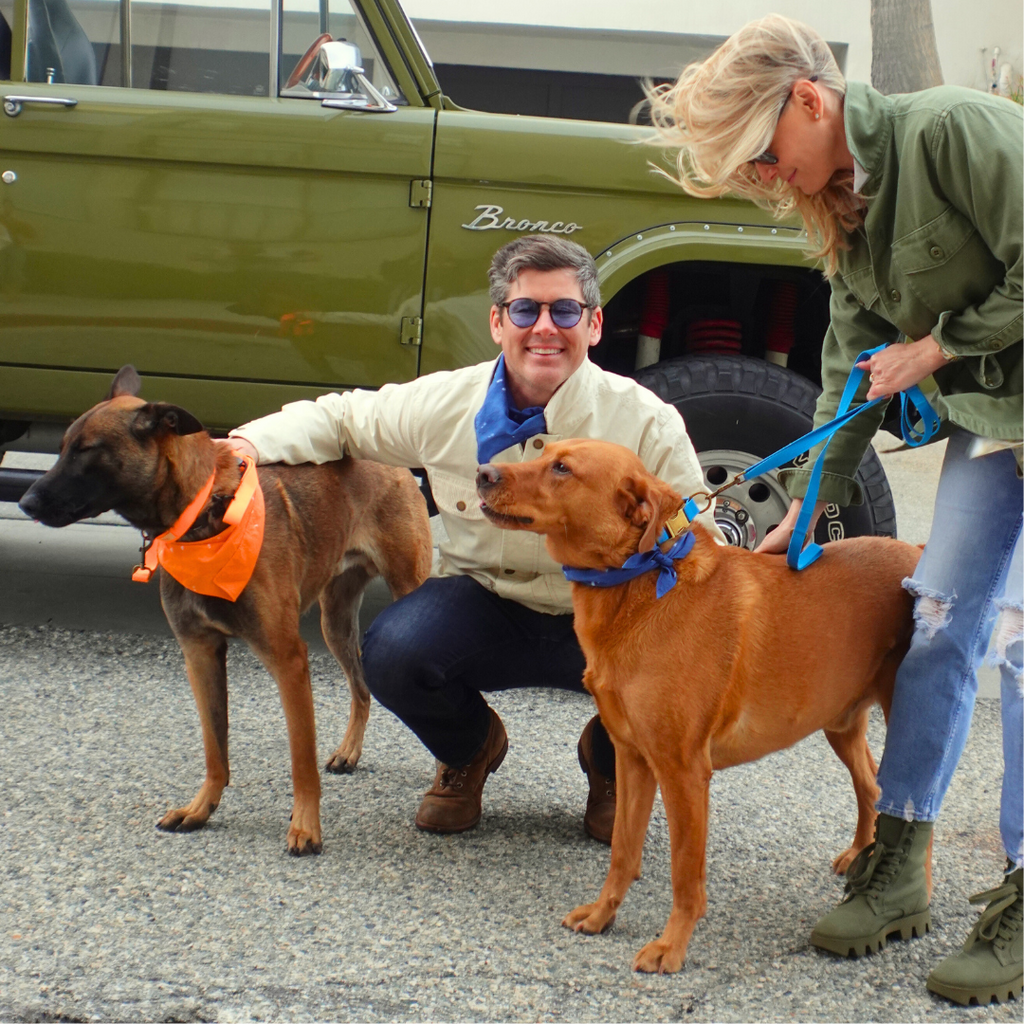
[875,429,1023,866]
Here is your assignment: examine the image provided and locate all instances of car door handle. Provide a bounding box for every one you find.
[3,95,79,117]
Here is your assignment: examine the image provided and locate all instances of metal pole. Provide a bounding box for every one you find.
[120,0,132,87]
[269,0,281,96]
[319,0,328,36]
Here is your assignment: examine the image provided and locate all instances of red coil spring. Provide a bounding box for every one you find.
[686,318,742,354]
[765,281,799,358]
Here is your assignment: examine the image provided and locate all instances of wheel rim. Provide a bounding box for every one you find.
[696,449,792,549]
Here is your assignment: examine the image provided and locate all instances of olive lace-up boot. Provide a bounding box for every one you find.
[926,862,1023,1006]
[811,813,933,957]
[414,708,508,834]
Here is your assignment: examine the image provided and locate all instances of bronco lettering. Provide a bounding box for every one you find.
[461,205,582,234]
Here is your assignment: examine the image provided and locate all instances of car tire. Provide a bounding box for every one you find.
[633,354,897,549]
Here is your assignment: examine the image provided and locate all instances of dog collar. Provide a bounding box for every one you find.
[132,472,216,582]
[657,497,701,544]
[563,524,696,599]
[132,454,264,601]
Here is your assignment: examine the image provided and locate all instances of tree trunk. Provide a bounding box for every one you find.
[871,0,944,94]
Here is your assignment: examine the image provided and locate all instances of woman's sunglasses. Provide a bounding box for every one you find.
[500,298,594,329]
[750,75,818,166]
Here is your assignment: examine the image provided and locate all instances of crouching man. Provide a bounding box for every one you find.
[230,235,721,839]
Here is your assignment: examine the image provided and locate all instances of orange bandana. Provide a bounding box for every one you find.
[132,455,265,602]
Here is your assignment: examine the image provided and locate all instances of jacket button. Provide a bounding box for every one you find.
[890,289,901,302]
[930,245,943,259]
[532,438,544,449]
[456,500,466,511]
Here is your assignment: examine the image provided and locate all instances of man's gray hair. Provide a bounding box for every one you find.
[488,235,602,308]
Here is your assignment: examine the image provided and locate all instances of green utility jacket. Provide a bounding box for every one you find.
[781,81,1023,506]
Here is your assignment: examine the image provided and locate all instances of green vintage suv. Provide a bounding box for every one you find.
[0,0,896,547]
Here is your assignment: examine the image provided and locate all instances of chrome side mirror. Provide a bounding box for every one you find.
[318,41,396,113]
[284,37,397,113]
[318,40,362,93]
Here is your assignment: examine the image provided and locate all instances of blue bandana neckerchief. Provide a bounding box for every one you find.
[475,354,548,464]
[563,497,701,599]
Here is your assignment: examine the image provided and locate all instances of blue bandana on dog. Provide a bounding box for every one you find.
[475,354,548,464]
[563,529,696,599]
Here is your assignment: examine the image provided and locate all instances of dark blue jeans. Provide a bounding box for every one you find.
[362,574,616,775]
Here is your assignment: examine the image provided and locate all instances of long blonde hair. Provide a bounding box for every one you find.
[648,14,864,277]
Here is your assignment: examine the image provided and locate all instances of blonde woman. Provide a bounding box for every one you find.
[650,15,1022,1006]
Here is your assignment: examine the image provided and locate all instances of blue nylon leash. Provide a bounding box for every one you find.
[560,343,939,595]
[737,343,940,569]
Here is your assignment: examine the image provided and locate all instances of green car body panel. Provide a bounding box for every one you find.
[0,0,810,433]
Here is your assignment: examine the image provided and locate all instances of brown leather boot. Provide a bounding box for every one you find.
[414,708,508,833]
[578,715,616,844]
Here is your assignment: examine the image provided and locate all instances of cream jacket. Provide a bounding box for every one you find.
[231,357,721,614]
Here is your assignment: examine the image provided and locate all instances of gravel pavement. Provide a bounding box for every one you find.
[0,619,1016,1024]
[2,438,1018,1022]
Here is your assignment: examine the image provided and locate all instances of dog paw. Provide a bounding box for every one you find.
[323,751,358,774]
[562,903,616,934]
[287,827,323,856]
[832,847,859,875]
[633,939,685,974]
[156,805,212,833]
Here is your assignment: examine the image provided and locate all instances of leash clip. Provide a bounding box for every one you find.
[687,473,745,517]
[132,533,156,583]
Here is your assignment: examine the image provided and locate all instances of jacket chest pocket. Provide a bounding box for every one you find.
[891,205,1000,318]
[431,469,486,521]
[842,264,880,311]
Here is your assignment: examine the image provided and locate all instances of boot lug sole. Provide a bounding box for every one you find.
[926,974,1023,1007]
[810,909,932,958]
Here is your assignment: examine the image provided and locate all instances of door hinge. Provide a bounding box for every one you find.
[400,316,423,347]
[409,179,432,208]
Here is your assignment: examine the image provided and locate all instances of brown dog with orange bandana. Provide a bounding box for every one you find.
[475,438,921,973]
[19,366,431,855]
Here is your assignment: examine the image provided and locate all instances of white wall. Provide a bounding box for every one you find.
[405,0,1022,92]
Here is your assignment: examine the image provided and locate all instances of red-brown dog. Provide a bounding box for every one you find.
[20,367,432,855]
[476,438,920,973]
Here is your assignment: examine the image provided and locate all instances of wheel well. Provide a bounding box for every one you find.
[593,260,832,388]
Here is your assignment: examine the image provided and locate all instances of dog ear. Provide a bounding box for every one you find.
[635,482,665,553]
[132,403,206,439]
[616,475,679,553]
[107,365,142,400]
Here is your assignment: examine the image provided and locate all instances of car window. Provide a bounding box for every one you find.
[280,0,403,104]
[127,0,272,94]
[24,0,115,85]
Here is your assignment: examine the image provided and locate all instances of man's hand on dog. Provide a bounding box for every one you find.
[218,437,259,462]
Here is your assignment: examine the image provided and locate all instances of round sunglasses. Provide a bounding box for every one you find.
[500,298,594,329]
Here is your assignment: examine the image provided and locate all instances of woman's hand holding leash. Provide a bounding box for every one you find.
[856,335,950,401]
[756,335,946,557]
[755,498,828,554]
